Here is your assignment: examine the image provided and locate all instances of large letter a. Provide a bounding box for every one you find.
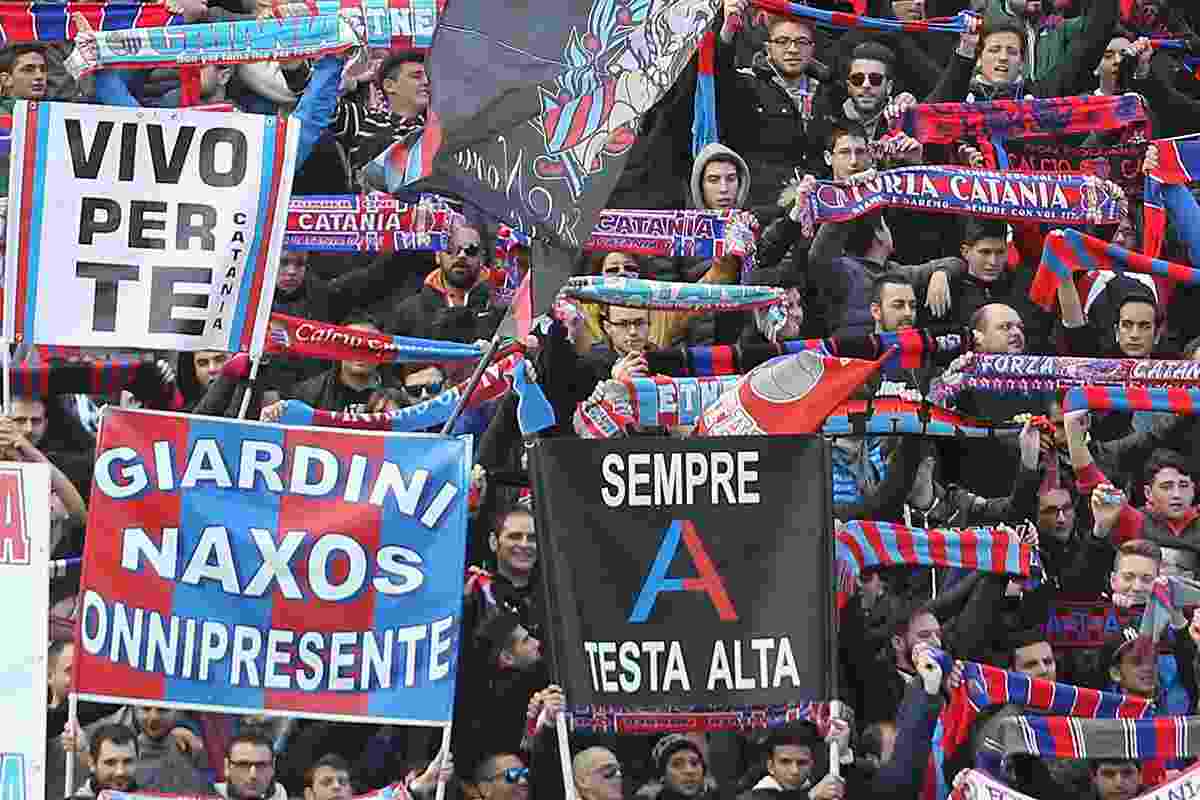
[628,520,737,623]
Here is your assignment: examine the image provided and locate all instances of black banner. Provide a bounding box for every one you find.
[531,436,833,707]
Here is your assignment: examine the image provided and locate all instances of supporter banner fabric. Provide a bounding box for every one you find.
[532,436,834,707]
[1043,602,1145,649]
[1003,140,1147,190]
[804,167,1125,227]
[0,463,51,800]
[5,102,294,355]
[74,408,471,725]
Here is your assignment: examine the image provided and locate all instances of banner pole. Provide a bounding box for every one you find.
[440,334,502,435]
[64,692,77,798]
[827,699,841,780]
[2,339,10,414]
[433,724,452,800]
[236,355,262,420]
[556,712,577,800]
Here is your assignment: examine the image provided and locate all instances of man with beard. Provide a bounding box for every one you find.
[74,725,138,797]
[839,43,900,142]
[389,223,502,343]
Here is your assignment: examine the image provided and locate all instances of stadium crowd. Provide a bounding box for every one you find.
[12,0,1200,799]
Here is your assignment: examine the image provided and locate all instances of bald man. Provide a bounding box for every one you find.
[573,748,623,800]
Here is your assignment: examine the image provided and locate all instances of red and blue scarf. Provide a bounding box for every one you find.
[1062,385,1200,413]
[0,3,179,44]
[892,95,1150,146]
[1029,228,1200,311]
[1143,134,1200,257]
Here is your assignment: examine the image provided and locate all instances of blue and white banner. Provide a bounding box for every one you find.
[4,101,295,356]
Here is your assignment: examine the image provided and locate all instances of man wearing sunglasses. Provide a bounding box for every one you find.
[469,755,531,800]
[574,748,625,800]
[390,222,503,343]
[841,43,897,142]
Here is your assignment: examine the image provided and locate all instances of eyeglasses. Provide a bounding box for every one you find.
[405,382,443,399]
[849,72,886,87]
[767,36,813,49]
[604,318,649,332]
[454,244,481,258]
[229,761,274,772]
[491,768,530,784]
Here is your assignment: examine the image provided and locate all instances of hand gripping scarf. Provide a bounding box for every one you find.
[559,276,784,311]
[1030,228,1200,311]
[1143,133,1200,257]
[795,167,1125,235]
[1138,575,1200,651]
[265,312,483,363]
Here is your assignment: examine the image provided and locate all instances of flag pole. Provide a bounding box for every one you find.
[64,692,78,798]
[433,724,452,800]
[440,334,502,435]
[236,355,262,420]
[2,339,10,414]
[556,712,577,800]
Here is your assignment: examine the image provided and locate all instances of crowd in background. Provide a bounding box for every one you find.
[10,0,1200,799]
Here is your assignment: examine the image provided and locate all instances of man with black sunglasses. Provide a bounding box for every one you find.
[842,42,898,142]
[469,754,531,800]
[389,222,503,343]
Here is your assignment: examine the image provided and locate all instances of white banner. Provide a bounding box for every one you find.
[0,462,50,800]
[4,101,295,355]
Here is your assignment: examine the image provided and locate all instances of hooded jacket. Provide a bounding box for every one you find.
[690,142,752,211]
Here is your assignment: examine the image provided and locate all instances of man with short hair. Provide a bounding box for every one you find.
[715,1,821,212]
[335,50,429,180]
[855,601,943,726]
[573,747,623,800]
[470,753,530,800]
[220,732,286,800]
[870,272,917,334]
[737,727,841,800]
[841,43,898,141]
[0,43,46,99]
[304,754,353,800]
[132,706,212,793]
[1089,760,1142,800]
[75,724,138,797]
[289,312,388,413]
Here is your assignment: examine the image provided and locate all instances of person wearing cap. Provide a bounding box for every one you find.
[1102,616,1198,709]
[635,735,718,800]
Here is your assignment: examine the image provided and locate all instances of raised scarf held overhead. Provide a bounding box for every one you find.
[570,700,835,736]
[1143,133,1200,257]
[285,194,455,253]
[265,312,483,363]
[1062,385,1200,414]
[10,354,182,409]
[926,662,1154,800]
[0,3,180,44]
[752,0,977,33]
[892,94,1151,146]
[822,398,1020,438]
[573,376,742,437]
[951,354,1200,405]
[280,347,554,435]
[992,715,1200,762]
[798,166,1125,231]
[644,327,967,377]
[1029,228,1200,311]
[837,521,1036,585]
[585,208,757,263]
[560,276,784,311]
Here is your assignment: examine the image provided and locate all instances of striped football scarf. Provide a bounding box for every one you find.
[285,193,454,253]
[1030,228,1200,311]
[753,0,977,33]
[569,701,833,736]
[822,398,1021,438]
[560,276,783,311]
[927,663,1153,800]
[280,347,553,434]
[0,2,179,44]
[992,715,1200,761]
[265,312,483,363]
[894,95,1150,146]
[1062,386,1200,414]
[1143,133,1200,257]
[644,327,967,377]
[10,355,183,409]
[796,166,1125,235]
